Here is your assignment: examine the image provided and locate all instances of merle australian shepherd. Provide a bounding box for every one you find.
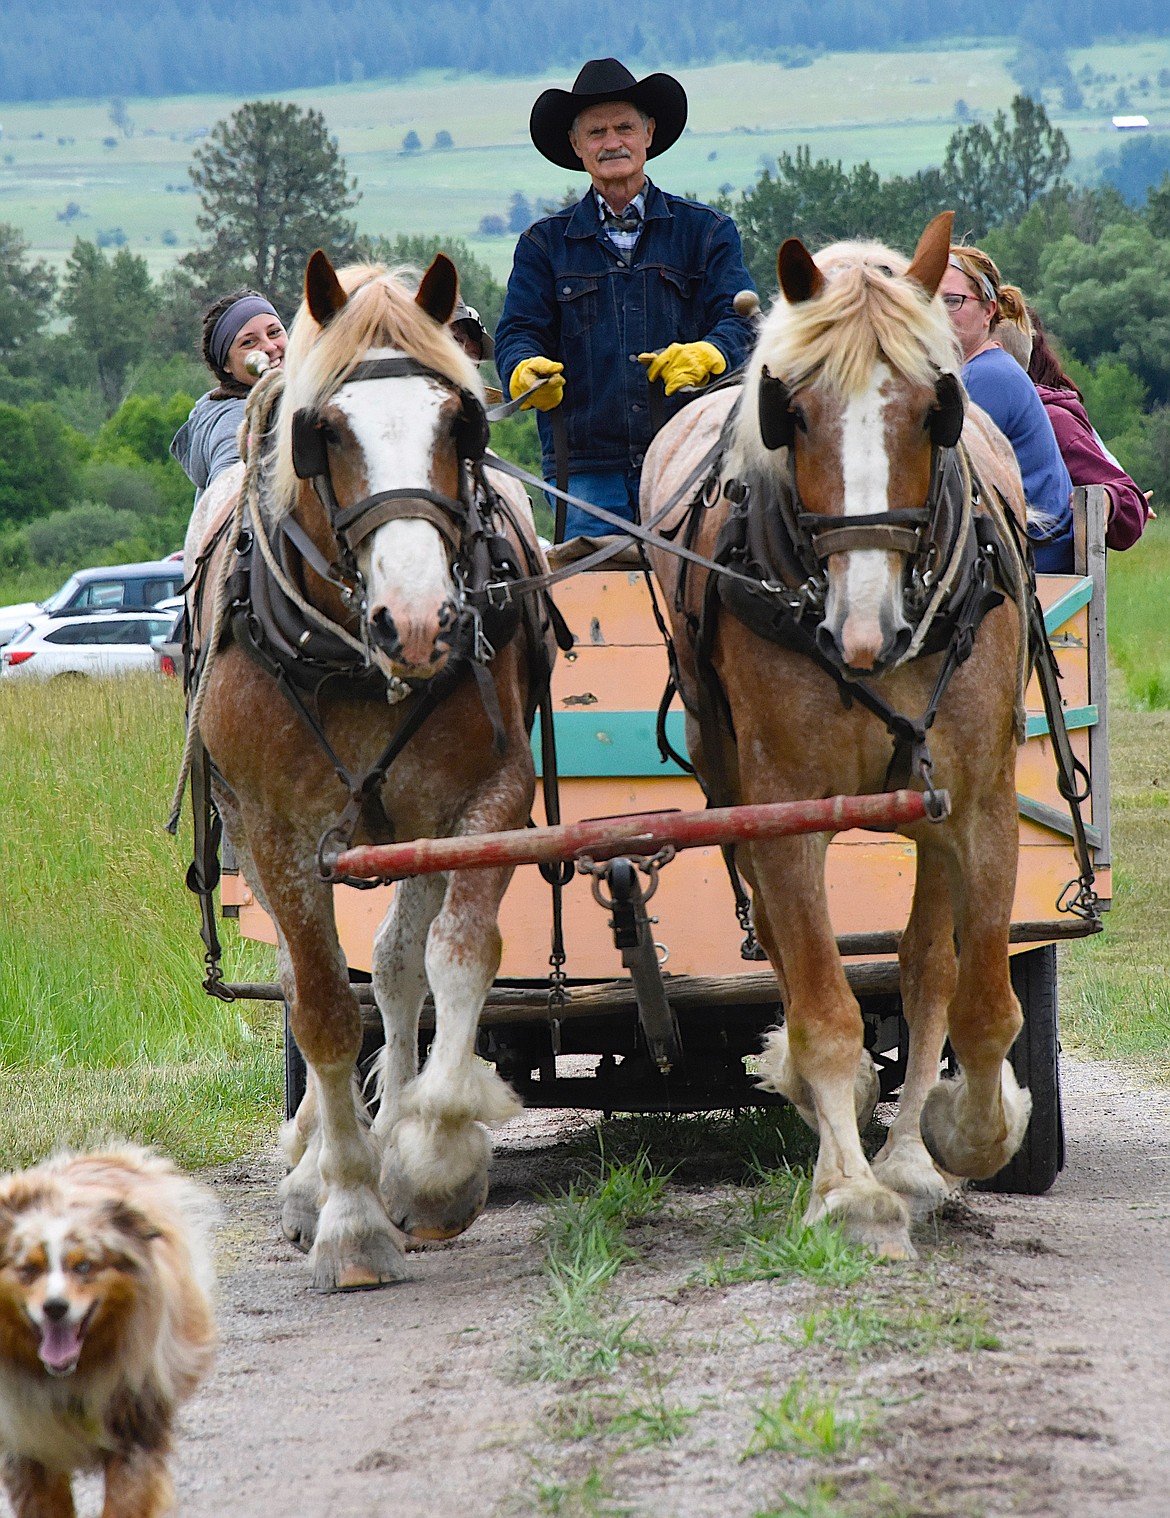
[0,1145,216,1517]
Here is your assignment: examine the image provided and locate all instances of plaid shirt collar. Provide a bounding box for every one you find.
[595,181,649,261]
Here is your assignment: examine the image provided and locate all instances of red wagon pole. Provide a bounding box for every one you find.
[327,788,948,884]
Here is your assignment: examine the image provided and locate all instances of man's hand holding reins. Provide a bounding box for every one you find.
[638,341,726,395]
[510,355,565,411]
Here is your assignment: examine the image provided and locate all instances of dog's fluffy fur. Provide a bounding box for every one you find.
[0,1145,216,1517]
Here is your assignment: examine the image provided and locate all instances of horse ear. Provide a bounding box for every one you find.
[905,211,955,298]
[305,249,348,326]
[777,239,825,305]
[415,254,458,326]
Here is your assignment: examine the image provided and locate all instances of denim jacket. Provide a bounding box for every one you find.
[494,183,756,476]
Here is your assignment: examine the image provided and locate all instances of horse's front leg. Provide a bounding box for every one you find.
[381,860,521,1242]
[262,853,406,1291]
[870,839,961,1214]
[369,873,446,1146]
[919,785,1031,1178]
[752,834,914,1260]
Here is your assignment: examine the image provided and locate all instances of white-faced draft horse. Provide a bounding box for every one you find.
[184,252,557,1290]
[642,212,1035,1259]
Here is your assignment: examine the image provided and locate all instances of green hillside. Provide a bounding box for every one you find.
[2,42,1166,280]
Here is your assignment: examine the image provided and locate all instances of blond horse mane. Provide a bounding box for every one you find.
[270,262,484,517]
[732,238,961,470]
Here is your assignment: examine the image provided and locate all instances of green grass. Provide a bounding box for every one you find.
[1060,703,1170,1073]
[1106,518,1170,711]
[0,674,281,1165]
[2,42,1160,281]
[743,1377,866,1460]
[799,1295,1000,1357]
[520,1148,668,1381]
[705,1170,875,1288]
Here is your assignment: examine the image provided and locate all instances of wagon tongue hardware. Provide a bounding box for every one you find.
[325,790,948,1079]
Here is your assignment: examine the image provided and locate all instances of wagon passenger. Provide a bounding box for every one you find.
[170,289,287,504]
[493,58,756,541]
[940,247,1074,572]
[1026,307,1152,552]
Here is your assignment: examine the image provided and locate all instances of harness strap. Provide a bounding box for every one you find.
[480,424,734,600]
[184,733,232,1000]
[334,488,465,552]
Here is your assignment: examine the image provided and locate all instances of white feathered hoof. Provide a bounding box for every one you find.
[308,1187,408,1292]
[870,1132,960,1218]
[757,1027,880,1134]
[810,1175,916,1261]
[919,1063,1032,1180]
[381,1116,492,1242]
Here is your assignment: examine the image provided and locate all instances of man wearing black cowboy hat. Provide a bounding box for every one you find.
[494,58,755,540]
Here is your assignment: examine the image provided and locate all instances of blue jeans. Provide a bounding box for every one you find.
[549,468,641,541]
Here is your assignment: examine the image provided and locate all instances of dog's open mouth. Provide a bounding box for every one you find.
[38,1305,95,1377]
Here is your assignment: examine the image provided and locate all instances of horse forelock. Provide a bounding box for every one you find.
[730,242,960,474]
[270,263,484,517]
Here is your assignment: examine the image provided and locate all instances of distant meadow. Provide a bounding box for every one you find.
[2,42,1167,280]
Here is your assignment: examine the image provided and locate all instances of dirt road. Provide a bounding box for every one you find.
[64,1051,1170,1518]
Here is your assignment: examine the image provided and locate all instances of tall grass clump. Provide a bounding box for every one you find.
[0,674,280,1163]
[1108,519,1170,710]
[521,1148,668,1381]
[705,1169,873,1288]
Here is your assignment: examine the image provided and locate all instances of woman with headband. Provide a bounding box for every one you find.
[940,247,1074,571]
[170,288,288,503]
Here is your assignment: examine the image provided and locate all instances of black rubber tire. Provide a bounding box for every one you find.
[283,1000,307,1122]
[974,944,1064,1195]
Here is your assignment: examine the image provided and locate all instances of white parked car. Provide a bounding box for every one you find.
[0,559,186,647]
[0,610,177,680]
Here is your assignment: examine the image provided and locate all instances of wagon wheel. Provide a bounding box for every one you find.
[974,944,1064,1196]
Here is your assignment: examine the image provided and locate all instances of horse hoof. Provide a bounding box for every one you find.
[871,1134,960,1218]
[920,1067,1031,1179]
[280,1196,318,1253]
[309,1234,408,1293]
[812,1177,916,1261]
[383,1161,490,1244]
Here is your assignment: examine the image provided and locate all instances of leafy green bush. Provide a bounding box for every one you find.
[24,502,143,565]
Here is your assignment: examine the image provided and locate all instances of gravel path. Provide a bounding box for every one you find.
[56,1052,1170,1518]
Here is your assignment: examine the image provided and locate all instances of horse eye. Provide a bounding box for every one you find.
[792,406,808,433]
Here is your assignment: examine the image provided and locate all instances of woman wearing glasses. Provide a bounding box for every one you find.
[941,246,1074,571]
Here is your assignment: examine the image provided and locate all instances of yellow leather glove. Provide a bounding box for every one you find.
[638,340,727,395]
[509,355,565,411]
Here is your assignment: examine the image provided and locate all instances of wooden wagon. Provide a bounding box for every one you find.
[219,485,1111,1197]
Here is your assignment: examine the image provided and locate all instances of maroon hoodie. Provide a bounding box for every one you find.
[1036,384,1150,552]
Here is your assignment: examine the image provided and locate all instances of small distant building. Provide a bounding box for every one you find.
[1111,115,1150,131]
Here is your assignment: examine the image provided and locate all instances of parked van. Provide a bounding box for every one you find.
[0,560,185,647]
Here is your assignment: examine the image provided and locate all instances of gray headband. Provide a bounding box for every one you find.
[209,295,280,371]
[948,255,996,305]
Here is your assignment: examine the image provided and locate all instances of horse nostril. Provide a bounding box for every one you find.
[42,1298,70,1323]
[369,607,402,657]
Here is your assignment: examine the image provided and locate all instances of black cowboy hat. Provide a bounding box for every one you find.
[529,58,688,172]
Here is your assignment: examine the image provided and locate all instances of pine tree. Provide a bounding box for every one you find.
[182,101,360,315]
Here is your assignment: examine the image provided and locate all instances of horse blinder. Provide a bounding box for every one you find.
[758,367,799,452]
[454,392,490,462]
[291,409,330,480]
[929,372,965,450]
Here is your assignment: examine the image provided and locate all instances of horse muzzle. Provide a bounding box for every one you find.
[817,599,914,679]
[368,599,459,678]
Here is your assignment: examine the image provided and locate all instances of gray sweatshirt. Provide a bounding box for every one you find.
[170,392,247,501]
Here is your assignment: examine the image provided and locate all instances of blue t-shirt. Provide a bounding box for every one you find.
[962,346,1074,572]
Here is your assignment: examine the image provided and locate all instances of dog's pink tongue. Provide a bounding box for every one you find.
[38,1319,83,1374]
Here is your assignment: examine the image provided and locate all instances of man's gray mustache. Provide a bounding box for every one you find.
[598,149,632,161]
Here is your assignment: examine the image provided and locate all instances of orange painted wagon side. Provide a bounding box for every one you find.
[223,491,1111,981]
